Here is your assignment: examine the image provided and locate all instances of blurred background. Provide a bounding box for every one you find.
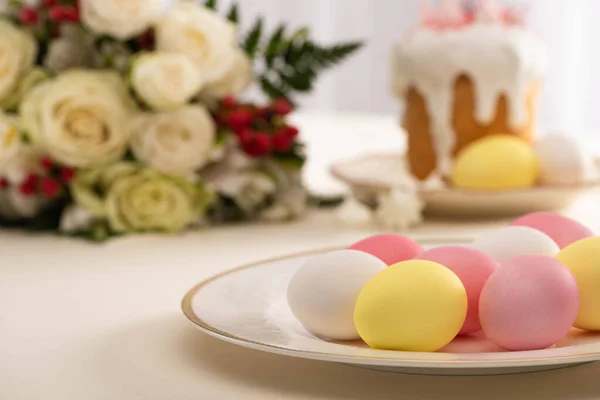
[226,0,599,137]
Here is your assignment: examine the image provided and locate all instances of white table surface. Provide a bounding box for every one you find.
[3,112,600,400]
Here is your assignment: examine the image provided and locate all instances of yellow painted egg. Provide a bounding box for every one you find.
[451,134,539,190]
[556,237,600,330]
[354,260,467,352]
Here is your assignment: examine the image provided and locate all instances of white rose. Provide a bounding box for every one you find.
[215,170,276,212]
[0,68,48,111]
[0,20,37,104]
[81,0,173,40]
[20,70,137,168]
[131,52,204,110]
[59,205,94,233]
[0,112,21,171]
[204,49,253,98]
[156,2,238,83]
[130,106,216,174]
[72,163,213,233]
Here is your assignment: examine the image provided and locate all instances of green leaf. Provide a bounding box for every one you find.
[243,18,263,59]
[259,76,287,100]
[289,27,310,43]
[313,42,363,69]
[204,0,217,10]
[274,153,306,170]
[226,3,239,24]
[280,70,314,92]
[265,24,286,68]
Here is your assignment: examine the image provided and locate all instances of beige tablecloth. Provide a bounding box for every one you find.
[3,112,600,399]
[2,205,600,400]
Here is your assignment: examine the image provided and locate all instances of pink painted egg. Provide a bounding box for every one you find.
[348,234,422,266]
[417,246,497,335]
[479,255,579,351]
[511,212,593,249]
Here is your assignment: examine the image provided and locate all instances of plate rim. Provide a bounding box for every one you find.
[181,242,600,369]
[329,152,600,194]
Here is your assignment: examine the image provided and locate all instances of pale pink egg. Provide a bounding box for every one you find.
[348,234,422,266]
[511,212,593,249]
[479,255,579,351]
[417,246,497,335]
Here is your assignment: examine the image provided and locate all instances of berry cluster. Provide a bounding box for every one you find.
[218,97,300,158]
[18,0,80,28]
[0,157,75,200]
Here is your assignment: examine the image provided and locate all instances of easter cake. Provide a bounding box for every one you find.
[391,0,547,181]
[287,212,600,353]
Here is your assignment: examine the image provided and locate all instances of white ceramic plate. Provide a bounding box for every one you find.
[182,243,600,376]
[330,153,600,217]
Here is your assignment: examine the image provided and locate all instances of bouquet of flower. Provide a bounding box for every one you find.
[0,0,361,240]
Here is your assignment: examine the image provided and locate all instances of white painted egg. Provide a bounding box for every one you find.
[534,134,598,185]
[287,250,386,340]
[471,226,560,264]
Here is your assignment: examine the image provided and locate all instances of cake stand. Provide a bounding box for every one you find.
[330,153,600,218]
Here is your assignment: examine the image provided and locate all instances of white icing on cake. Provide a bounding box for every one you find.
[391,22,547,176]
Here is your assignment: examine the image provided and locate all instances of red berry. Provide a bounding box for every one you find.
[49,6,78,22]
[139,30,155,49]
[271,98,293,116]
[222,96,237,109]
[19,181,36,196]
[0,178,8,189]
[63,7,80,23]
[41,0,58,7]
[40,156,54,170]
[19,7,39,24]
[255,106,271,119]
[273,133,293,152]
[236,129,254,145]
[40,178,61,199]
[59,168,75,183]
[243,133,272,158]
[226,108,254,130]
[284,126,299,138]
[25,173,39,184]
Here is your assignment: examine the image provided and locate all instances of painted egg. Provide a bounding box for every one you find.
[479,255,579,351]
[287,250,386,340]
[451,134,538,190]
[348,234,422,265]
[417,246,497,335]
[354,260,467,352]
[534,134,598,186]
[556,237,600,330]
[511,212,593,249]
[471,226,559,264]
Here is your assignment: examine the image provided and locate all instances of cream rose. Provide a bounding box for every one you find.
[81,0,173,40]
[155,2,238,83]
[204,49,253,98]
[20,70,137,168]
[72,163,212,233]
[0,20,37,104]
[0,112,21,171]
[130,106,215,174]
[131,52,204,110]
[0,68,48,111]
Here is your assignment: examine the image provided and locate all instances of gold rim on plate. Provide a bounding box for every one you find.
[181,241,600,368]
